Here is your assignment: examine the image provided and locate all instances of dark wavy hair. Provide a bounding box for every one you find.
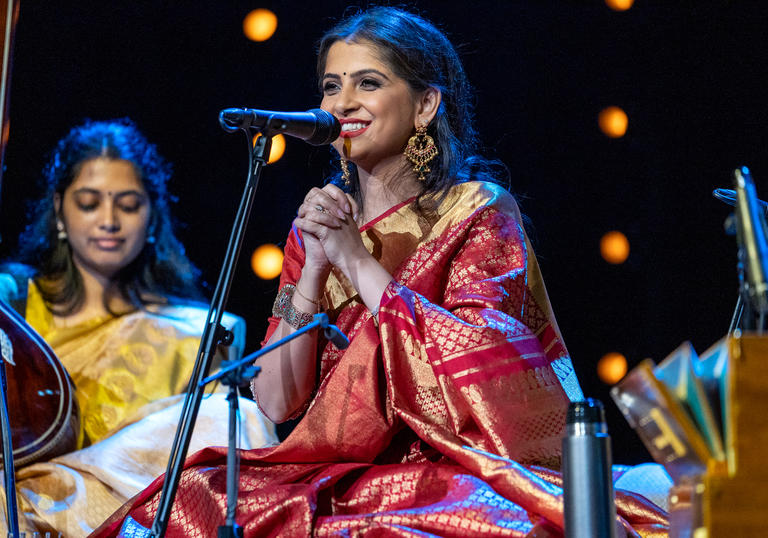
[317,6,508,210]
[14,118,203,315]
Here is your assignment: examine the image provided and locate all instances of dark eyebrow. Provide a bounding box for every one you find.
[114,191,147,200]
[322,68,391,82]
[72,188,101,196]
[72,188,147,198]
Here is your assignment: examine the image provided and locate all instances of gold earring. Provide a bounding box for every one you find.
[404,124,438,181]
[340,157,351,187]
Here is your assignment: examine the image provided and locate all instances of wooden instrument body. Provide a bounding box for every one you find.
[0,299,80,466]
[0,0,85,470]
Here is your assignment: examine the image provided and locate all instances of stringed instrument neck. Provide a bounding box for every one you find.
[0,0,80,469]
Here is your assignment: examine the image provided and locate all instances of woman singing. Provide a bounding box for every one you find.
[95,9,667,537]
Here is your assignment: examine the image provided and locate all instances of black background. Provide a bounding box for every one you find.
[2,1,767,463]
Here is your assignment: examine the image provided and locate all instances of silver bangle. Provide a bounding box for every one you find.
[272,284,315,329]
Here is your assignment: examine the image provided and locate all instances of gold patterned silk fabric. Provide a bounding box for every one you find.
[93,182,667,537]
[26,282,212,447]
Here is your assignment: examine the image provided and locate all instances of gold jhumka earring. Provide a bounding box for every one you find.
[340,157,351,187]
[404,124,438,181]
[340,137,352,187]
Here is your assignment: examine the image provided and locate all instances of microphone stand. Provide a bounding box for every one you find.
[726,211,747,333]
[713,183,768,333]
[147,128,273,538]
[198,313,347,538]
[207,360,258,538]
[732,166,768,333]
[731,250,749,333]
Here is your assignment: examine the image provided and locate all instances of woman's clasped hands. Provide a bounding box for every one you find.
[294,184,366,278]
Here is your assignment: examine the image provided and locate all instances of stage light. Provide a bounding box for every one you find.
[251,244,283,280]
[252,133,286,164]
[600,231,630,264]
[598,352,628,384]
[605,0,634,11]
[243,9,277,42]
[598,106,628,138]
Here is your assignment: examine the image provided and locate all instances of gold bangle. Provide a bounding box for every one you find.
[294,285,321,309]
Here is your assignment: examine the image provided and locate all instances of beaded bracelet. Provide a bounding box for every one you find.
[272,284,315,329]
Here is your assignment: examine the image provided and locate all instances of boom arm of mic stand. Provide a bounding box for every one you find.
[194,313,346,537]
[199,313,338,388]
[148,132,273,538]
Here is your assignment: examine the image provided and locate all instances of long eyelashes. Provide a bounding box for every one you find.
[322,81,340,94]
[322,79,381,95]
[74,201,144,213]
[360,78,381,89]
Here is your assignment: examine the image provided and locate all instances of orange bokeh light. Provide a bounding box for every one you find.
[600,231,630,264]
[598,352,628,384]
[605,0,634,11]
[243,9,278,42]
[251,244,283,280]
[252,133,286,164]
[598,106,628,138]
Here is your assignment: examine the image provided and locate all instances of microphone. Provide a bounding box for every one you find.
[323,324,350,350]
[311,312,349,349]
[219,108,340,145]
[733,166,768,316]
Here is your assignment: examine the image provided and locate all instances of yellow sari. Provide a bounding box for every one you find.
[1,282,277,536]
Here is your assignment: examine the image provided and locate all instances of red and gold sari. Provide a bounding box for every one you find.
[94,181,667,537]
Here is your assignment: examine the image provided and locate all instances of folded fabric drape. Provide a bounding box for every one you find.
[93,181,666,537]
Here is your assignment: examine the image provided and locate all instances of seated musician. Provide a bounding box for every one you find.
[0,119,277,536]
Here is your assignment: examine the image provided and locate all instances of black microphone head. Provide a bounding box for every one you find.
[219,108,246,132]
[306,109,341,145]
[323,324,350,349]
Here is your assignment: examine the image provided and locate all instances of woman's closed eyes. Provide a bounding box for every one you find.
[73,190,147,213]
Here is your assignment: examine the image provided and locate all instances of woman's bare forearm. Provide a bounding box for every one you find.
[251,272,325,422]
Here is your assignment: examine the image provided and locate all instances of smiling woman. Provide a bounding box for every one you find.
[320,41,430,180]
[0,119,276,535]
[92,7,664,538]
